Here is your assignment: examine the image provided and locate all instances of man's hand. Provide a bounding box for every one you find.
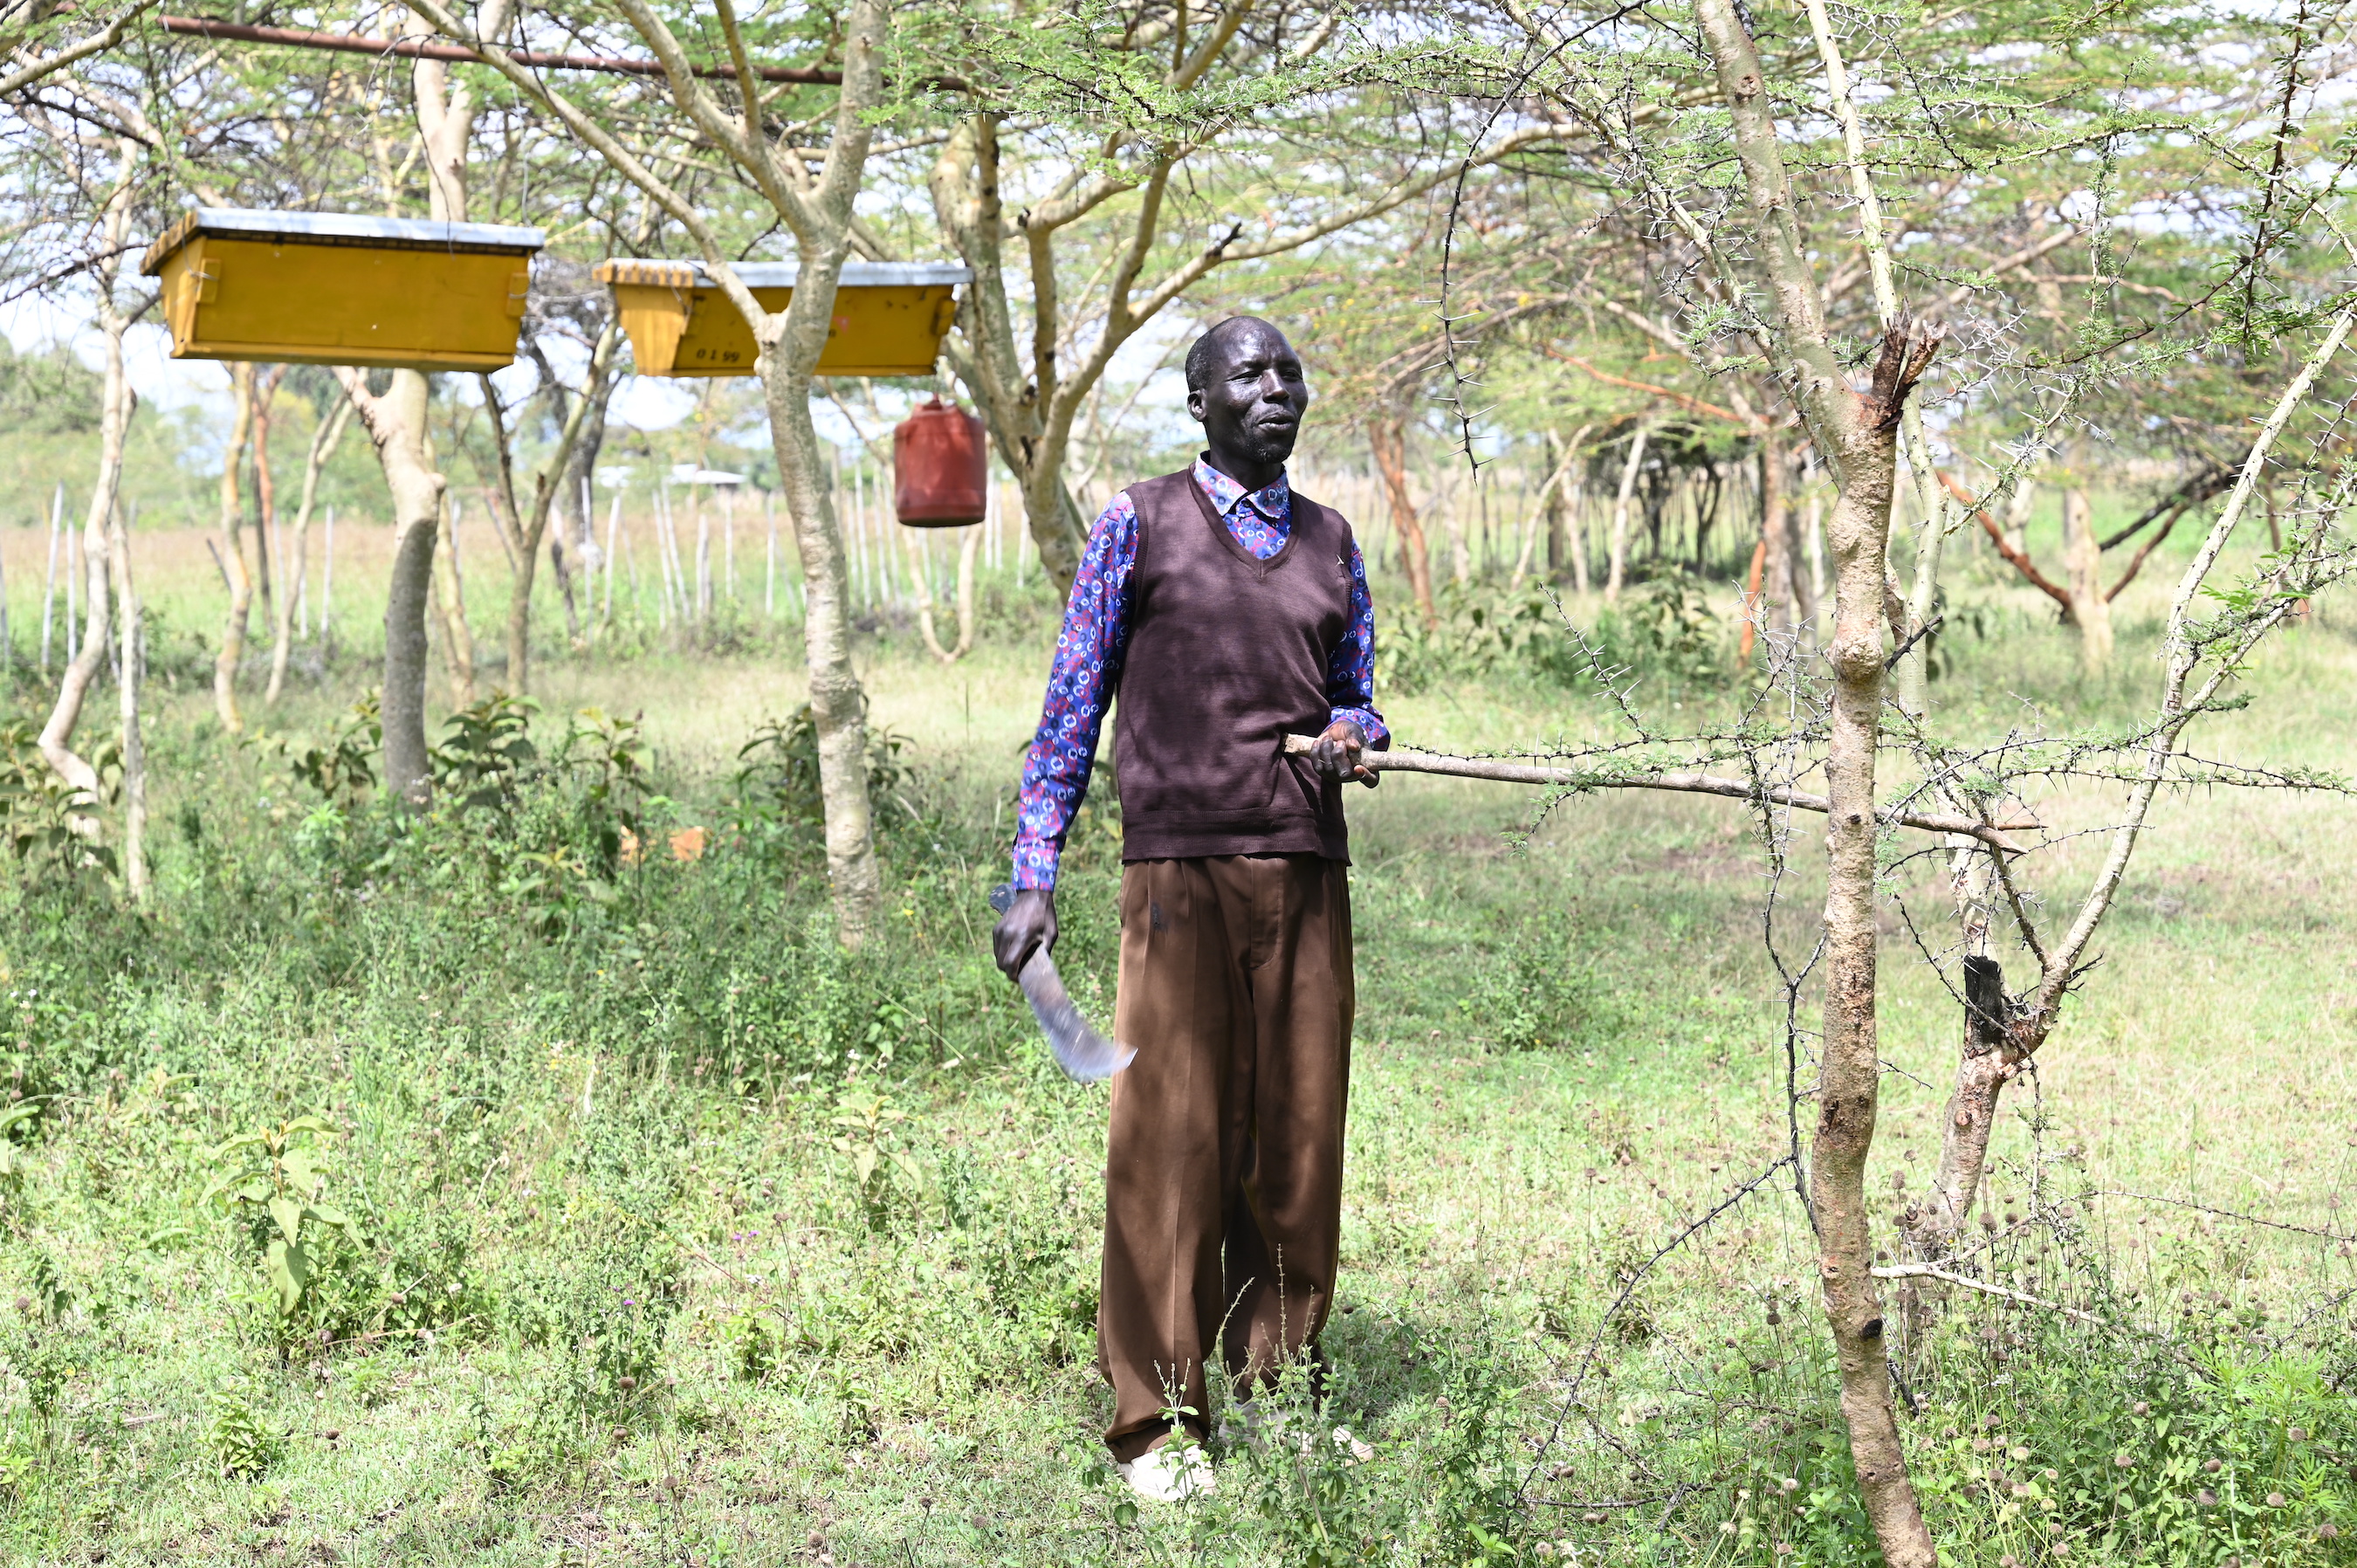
[1308,719,1378,788]
[993,887,1058,980]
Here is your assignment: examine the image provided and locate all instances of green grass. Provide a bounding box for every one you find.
[0,528,2353,1566]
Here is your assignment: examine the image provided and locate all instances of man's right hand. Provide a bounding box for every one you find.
[993,887,1057,981]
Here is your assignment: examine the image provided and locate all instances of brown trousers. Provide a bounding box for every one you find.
[1097,853,1354,1461]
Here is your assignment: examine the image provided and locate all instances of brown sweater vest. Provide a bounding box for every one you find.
[1112,468,1356,863]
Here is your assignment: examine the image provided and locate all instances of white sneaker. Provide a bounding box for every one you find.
[1220,1397,1275,1450]
[1118,1440,1217,1502]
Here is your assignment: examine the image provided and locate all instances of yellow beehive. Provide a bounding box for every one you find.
[594,258,969,377]
[140,209,546,372]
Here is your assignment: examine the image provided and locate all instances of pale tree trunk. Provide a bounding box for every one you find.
[267,395,353,704]
[1605,420,1650,604]
[910,526,981,664]
[215,361,257,732]
[1696,0,1942,1559]
[1808,331,1938,1568]
[1762,430,1807,635]
[42,160,136,813]
[2064,486,2113,667]
[731,0,892,943]
[110,496,146,898]
[1368,414,1435,624]
[482,321,617,694]
[763,353,879,937]
[330,1,510,800]
[1443,488,1471,587]
[435,498,477,706]
[251,364,286,627]
[2004,479,2034,559]
[925,113,1093,599]
[338,367,444,802]
[551,334,622,650]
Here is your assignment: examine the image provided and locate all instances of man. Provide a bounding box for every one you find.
[992,316,1385,1503]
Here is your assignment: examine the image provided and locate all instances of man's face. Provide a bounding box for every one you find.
[1188,321,1310,470]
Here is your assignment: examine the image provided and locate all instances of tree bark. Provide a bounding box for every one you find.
[214,361,257,732]
[2064,485,2113,667]
[436,497,477,705]
[553,334,622,648]
[926,113,1089,599]
[487,320,618,694]
[1763,430,1810,634]
[1605,420,1649,604]
[267,394,353,703]
[1368,413,1434,625]
[251,364,286,627]
[41,162,135,812]
[1808,331,1934,1568]
[110,495,146,898]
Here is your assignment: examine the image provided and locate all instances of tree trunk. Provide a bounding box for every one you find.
[339,366,446,803]
[2064,486,2113,667]
[251,365,286,627]
[762,349,880,940]
[268,395,353,703]
[436,498,477,705]
[1763,430,1809,634]
[1605,420,1649,604]
[495,320,619,693]
[1543,429,1567,582]
[1695,0,1942,1555]
[554,340,621,648]
[928,113,1089,598]
[1739,535,1768,664]
[1368,415,1434,625]
[110,495,145,898]
[40,249,132,809]
[2004,478,2033,559]
[330,1,507,798]
[215,361,257,732]
[911,525,982,664]
[1810,348,1930,1568]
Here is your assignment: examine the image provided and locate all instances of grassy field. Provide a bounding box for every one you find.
[0,504,2354,1567]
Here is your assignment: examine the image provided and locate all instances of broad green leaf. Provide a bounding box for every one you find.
[265,1238,310,1317]
[268,1195,303,1246]
[305,1203,352,1230]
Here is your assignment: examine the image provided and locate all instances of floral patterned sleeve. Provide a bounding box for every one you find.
[1010,492,1141,891]
[1326,540,1388,749]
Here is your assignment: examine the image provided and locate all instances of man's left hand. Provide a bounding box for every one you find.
[1308,719,1378,788]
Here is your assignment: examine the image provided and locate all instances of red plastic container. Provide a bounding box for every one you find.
[892,396,987,526]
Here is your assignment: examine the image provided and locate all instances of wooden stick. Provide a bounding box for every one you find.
[1869,1262,2106,1327]
[1284,734,2029,852]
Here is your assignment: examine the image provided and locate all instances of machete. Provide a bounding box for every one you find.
[987,883,1136,1083]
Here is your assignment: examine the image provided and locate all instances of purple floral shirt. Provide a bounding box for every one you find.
[1012,457,1386,890]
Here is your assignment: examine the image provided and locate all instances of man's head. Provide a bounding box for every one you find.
[1185,317,1309,482]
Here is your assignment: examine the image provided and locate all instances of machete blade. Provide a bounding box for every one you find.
[989,883,1136,1083]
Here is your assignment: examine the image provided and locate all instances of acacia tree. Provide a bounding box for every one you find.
[924,3,1599,595]
[411,0,897,939]
[1329,0,2357,1552]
